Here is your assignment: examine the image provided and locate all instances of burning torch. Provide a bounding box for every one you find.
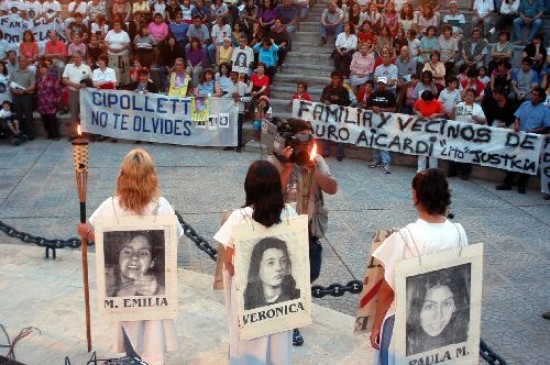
[297,142,317,214]
[72,126,92,352]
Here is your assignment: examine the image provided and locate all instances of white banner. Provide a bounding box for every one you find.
[80,89,239,147]
[293,100,544,175]
[0,15,65,50]
[541,136,550,195]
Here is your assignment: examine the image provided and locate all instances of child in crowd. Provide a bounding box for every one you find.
[290,81,312,105]
[490,61,511,91]
[0,101,26,146]
[438,76,462,119]
[252,95,272,140]
[478,66,490,88]
[401,74,419,114]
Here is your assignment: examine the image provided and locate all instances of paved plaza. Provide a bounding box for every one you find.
[0,139,549,364]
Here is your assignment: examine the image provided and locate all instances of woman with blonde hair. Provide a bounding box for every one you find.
[77,149,183,365]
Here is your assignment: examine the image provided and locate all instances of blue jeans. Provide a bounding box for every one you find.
[373,149,391,166]
[319,23,343,39]
[309,235,322,282]
[321,139,345,158]
[380,315,395,365]
[513,17,542,42]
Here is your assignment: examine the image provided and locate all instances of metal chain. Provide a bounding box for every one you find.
[311,281,363,298]
[480,339,508,365]
[175,211,218,261]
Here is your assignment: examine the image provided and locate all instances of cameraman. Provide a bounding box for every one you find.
[267,118,338,346]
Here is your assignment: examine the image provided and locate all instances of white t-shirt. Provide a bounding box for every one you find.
[0,75,11,104]
[455,102,485,124]
[438,88,462,114]
[104,30,131,56]
[62,62,92,90]
[2,0,25,13]
[68,0,88,14]
[442,13,465,35]
[42,0,61,18]
[474,0,494,17]
[92,67,117,83]
[211,23,232,45]
[24,0,43,19]
[335,33,358,50]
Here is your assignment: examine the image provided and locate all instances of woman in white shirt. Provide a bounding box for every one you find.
[105,19,131,85]
[333,22,358,78]
[214,160,296,365]
[92,54,118,88]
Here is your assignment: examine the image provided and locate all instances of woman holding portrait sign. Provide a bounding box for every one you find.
[214,160,297,364]
[369,169,468,365]
[77,149,183,365]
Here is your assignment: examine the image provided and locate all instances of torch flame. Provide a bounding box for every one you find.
[77,125,82,136]
[309,143,317,161]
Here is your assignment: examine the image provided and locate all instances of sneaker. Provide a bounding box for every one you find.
[518,186,526,194]
[383,165,391,174]
[542,312,550,320]
[318,37,327,46]
[235,146,242,153]
[369,161,381,168]
[495,184,512,191]
[292,329,304,346]
[337,156,343,162]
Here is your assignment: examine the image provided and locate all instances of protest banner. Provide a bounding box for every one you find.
[292,100,544,175]
[233,215,312,341]
[80,89,238,146]
[393,244,484,365]
[541,137,550,195]
[0,15,64,47]
[93,215,179,322]
[354,228,396,335]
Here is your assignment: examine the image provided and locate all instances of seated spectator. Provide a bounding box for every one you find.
[442,1,465,42]
[320,71,351,160]
[478,66,491,88]
[216,37,233,66]
[44,31,67,76]
[461,68,486,102]
[319,1,344,46]
[510,57,539,101]
[513,0,544,44]
[216,62,232,95]
[422,51,445,88]
[111,0,131,23]
[400,74,419,114]
[66,12,88,43]
[438,25,459,74]
[406,29,420,60]
[472,0,497,40]
[357,79,374,107]
[373,47,398,93]
[366,77,395,172]
[438,76,462,119]
[170,13,190,52]
[296,0,310,20]
[252,95,272,139]
[19,30,39,61]
[398,2,415,33]
[134,26,156,68]
[126,68,158,93]
[416,6,438,37]
[133,0,152,23]
[42,0,61,23]
[450,88,487,179]
[249,62,270,97]
[167,57,191,97]
[489,31,513,74]
[417,0,440,19]
[349,43,375,92]
[211,0,229,20]
[249,21,265,47]
[333,22,357,78]
[356,20,377,45]
[414,70,437,99]
[276,0,299,33]
[180,0,195,22]
[149,13,170,65]
[395,45,417,108]
[92,55,118,89]
[68,34,87,58]
[151,0,167,20]
[186,16,210,51]
[208,17,232,65]
[363,2,381,31]
[381,1,398,37]
[158,36,186,91]
[393,28,408,56]
[491,61,512,91]
[87,34,104,66]
[36,62,61,140]
[90,14,109,39]
[483,86,517,127]
[128,12,144,40]
[375,25,394,57]
[271,19,291,67]
[192,0,210,22]
[241,0,258,36]
[232,35,255,75]
[194,68,222,97]
[347,2,364,30]
[417,26,439,67]
[252,38,279,83]
[26,0,45,21]
[186,37,207,87]
[231,22,244,46]
[166,0,182,22]
[258,0,277,35]
[496,0,520,31]
[291,81,312,103]
[414,89,444,172]
[457,28,487,69]
[522,34,547,74]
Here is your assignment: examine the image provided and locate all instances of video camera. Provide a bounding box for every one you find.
[261,117,315,166]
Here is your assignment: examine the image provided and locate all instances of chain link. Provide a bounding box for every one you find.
[480,339,508,365]
[0,220,87,251]
[175,211,218,261]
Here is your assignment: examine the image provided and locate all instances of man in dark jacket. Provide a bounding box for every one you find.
[125,69,159,93]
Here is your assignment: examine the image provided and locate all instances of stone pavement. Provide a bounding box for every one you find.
[0,139,549,364]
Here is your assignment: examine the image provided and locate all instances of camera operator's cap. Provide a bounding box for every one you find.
[377,77,388,84]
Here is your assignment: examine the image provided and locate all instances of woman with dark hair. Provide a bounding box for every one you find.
[134,25,157,68]
[214,160,297,363]
[369,168,468,365]
[405,265,470,355]
[258,0,277,35]
[194,68,221,97]
[19,30,39,61]
[216,62,232,95]
[333,22,358,78]
[36,61,61,140]
[244,236,300,310]
[77,149,183,365]
[186,37,207,87]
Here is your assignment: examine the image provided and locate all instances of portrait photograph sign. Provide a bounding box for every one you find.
[233,215,312,341]
[93,215,179,322]
[394,243,484,365]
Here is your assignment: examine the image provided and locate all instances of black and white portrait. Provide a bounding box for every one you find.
[235,52,247,68]
[405,264,471,356]
[103,230,166,298]
[244,237,301,310]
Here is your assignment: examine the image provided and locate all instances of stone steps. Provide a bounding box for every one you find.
[279,63,334,76]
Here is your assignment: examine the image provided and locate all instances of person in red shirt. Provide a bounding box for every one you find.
[44,31,67,77]
[414,89,445,172]
[249,63,270,97]
[460,68,485,102]
[290,81,312,106]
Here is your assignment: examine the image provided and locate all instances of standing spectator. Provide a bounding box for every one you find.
[208,17,232,65]
[319,1,344,46]
[191,0,210,23]
[472,0,497,39]
[496,87,549,192]
[19,30,39,61]
[450,88,487,179]
[490,61,512,91]
[91,55,117,89]
[148,12,170,65]
[134,25,156,68]
[167,57,191,97]
[44,31,67,77]
[320,70,351,161]
[224,70,251,152]
[105,20,131,86]
[333,22,357,78]
[9,56,35,140]
[62,52,91,140]
[457,28,487,69]
[276,0,299,33]
[522,34,547,74]
[186,37,207,87]
[414,90,444,172]
[373,47,398,94]
[366,77,396,173]
[513,0,544,44]
[510,57,539,101]
[252,38,279,83]
[36,61,61,140]
[438,76,462,119]
[349,43,375,92]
